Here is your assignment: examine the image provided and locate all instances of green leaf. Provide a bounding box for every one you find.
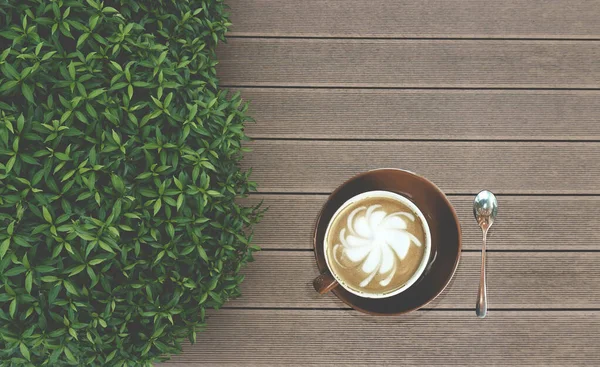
[107,226,119,238]
[54,152,70,161]
[47,285,60,306]
[63,280,78,295]
[68,62,76,79]
[88,88,105,99]
[4,267,26,276]
[64,347,76,362]
[7,221,14,235]
[77,33,89,48]
[89,12,99,27]
[25,272,32,293]
[16,114,24,132]
[21,83,34,103]
[42,207,53,223]
[0,239,10,259]
[88,258,105,266]
[42,51,57,61]
[154,250,165,263]
[60,110,72,123]
[36,265,56,273]
[110,82,128,90]
[158,51,168,64]
[111,130,121,144]
[9,299,16,318]
[153,199,162,215]
[164,92,173,107]
[6,156,16,172]
[0,47,10,61]
[151,95,162,108]
[1,63,19,80]
[0,80,18,93]
[111,175,125,193]
[75,111,88,123]
[98,241,115,254]
[69,264,86,276]
[19,343,30,361]
[197,245,208,262]
[77,231,96,241]
[200,161,216,171]
[188,104,198,119]
[22,253,30,268]
[152,324,166,338]
[61,170,76,182]
[132,81,151,87]
[105,349,116,362]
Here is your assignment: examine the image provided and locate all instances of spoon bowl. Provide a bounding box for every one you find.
[474,190,498,229]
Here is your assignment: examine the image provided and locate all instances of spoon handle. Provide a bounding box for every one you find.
[476,230,488,318]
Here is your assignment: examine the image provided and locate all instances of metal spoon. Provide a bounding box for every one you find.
[473,190,498,318]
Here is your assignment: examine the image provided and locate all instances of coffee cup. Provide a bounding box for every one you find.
[314,190,432,299]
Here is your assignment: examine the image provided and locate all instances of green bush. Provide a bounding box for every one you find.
[0,0,261,365]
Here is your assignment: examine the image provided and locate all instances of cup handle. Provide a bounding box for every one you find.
[313,271,339,294]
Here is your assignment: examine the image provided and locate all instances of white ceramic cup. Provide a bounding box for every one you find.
[322,190,432,299]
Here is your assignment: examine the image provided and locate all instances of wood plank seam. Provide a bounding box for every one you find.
[228,35,600,41]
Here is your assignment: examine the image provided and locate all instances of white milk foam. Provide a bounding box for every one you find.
[332,204,423,288]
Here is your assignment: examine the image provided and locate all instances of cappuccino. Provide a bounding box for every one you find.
[324,191,430,298]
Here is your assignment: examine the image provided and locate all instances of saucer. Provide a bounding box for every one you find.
[313,169,462,315]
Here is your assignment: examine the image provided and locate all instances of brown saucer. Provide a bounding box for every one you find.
[313,169,462,315]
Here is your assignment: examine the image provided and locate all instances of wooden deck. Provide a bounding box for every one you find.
[163,1,600,365]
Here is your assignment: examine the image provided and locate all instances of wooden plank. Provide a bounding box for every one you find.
[240,88,600,140]
[243,195,600,250]
[242,140,600,194]
[227,0,600,39]
[229,252,600,309]
[161,310,600,365]
[217,39,600,88]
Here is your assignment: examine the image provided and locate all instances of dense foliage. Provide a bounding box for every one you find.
[0,0,261,365]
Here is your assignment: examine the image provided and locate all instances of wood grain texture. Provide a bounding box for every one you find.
[240,88,600,140]
[161,310,600,365]
[218,39,600,88]
[229,251,600,309]
[227,0,600,39]
[242,140,600,194]
[243,195,600,250]
[162,2,600,365]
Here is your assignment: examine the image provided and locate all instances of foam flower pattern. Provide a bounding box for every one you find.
[333,204,423,287]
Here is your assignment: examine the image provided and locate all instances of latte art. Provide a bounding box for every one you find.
[325,191,429,297]
[333,204,423,288]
